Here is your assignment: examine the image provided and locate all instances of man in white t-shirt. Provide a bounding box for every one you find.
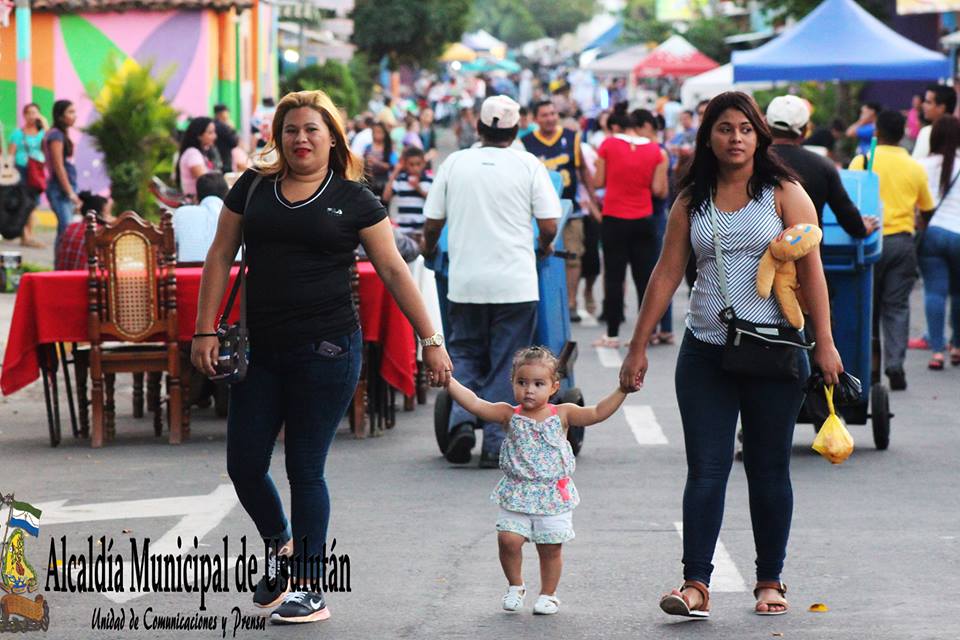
[913,84,957,159]
[172,172,230,262]
[423,95,562,467]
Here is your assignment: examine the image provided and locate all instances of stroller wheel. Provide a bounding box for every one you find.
[559,387,585,456]
[434,390,453,454]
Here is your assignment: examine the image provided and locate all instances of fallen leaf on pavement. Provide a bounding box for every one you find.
[122,529,132,534]
[809,603,829,612]
[772,633,784,637]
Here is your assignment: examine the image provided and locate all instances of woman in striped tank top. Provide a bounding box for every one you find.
[619,93,844,618]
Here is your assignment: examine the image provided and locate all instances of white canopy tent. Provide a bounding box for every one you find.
[585,44,651,77]
[586,44,650,77]
[680,63,775,108]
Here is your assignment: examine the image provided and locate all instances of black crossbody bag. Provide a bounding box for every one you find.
[211,174,262,384]
[708,198,814,381]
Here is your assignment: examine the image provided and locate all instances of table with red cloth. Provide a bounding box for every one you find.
[1,265,416,428]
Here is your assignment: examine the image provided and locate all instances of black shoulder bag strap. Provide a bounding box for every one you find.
[220,173,263,331]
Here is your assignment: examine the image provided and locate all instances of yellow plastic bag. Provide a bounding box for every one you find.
[812,385,854,464]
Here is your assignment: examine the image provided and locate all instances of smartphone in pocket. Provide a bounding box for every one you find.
[315,341,344,358]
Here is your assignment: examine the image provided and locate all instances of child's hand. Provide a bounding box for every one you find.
[619,349,648,392]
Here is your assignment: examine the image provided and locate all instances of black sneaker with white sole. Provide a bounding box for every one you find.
[252,547,289,609]
[270,591,330,624]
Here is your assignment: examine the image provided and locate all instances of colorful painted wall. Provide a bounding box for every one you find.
[0,6,277,193]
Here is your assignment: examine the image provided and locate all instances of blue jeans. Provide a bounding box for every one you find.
[447,301,537,455]
[226,329,362,583]
[46,181,75,245]
[918,225,960,353]
[652,201,673,334]
[675,331,805,585]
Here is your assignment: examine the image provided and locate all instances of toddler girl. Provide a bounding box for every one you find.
[447,346,629,615]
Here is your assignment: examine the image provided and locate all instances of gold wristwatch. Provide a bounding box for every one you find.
[419,332,444,348]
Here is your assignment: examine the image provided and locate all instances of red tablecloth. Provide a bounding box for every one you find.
[1,264,415,397]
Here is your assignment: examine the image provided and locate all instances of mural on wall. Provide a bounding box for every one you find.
[0,8,256,194]
[59,11,212,192]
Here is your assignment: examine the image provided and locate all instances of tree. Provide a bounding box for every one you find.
[753,0,888,21]
[683,17,739,64]
[527,0,598,39]
[620,0,672,46]
[471,0,598,46]
[471,0,544,47]
[281,60,361,115]
[85,59,178,217]
[352,0,472,69]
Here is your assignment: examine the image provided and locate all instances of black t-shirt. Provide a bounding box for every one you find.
[224,169,387,350]
[771,144,867,238]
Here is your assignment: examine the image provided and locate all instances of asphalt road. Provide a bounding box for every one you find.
[1,264,958,639]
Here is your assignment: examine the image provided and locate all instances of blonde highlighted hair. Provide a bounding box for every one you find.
[256,90,364,182]
[511,346,560,382]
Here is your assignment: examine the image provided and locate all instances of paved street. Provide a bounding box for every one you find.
[1,253,958,639]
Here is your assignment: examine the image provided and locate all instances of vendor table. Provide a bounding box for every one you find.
[1,264,415,442]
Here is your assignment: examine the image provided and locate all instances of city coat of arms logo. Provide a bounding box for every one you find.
[0,493,49,632]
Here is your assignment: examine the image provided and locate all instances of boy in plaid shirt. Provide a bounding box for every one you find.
[54,192,114,270]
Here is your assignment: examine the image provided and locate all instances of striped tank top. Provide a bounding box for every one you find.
[686,185,789,345]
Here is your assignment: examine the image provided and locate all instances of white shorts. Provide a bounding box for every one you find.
[496,507,575,544]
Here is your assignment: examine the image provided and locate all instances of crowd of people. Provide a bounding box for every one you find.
[4,67,957,626]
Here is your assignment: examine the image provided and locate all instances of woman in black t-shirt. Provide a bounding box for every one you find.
[191,90,451,625]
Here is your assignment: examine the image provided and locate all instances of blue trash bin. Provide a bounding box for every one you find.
[804,169,891,449]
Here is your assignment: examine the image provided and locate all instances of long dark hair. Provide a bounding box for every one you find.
[23,103,44,131]
[677,91,796,215]
[176,116,214,188]
[608,101,631,131]
[371,122,392,162]
[52,100,74,158]
[930,114,960,198]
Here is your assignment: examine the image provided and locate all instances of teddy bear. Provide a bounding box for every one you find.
[756,223,823,329]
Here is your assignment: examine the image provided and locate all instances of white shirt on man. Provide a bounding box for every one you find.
[913,125,931,159]
[423,146,561,304]
[173,196,227,262]
[350,127,374,155]
[919,153,960,235]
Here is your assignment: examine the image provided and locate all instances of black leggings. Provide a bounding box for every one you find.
[601,216,659,338]
[581,215,601,280]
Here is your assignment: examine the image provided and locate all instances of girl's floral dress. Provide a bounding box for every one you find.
[491,404,579,515]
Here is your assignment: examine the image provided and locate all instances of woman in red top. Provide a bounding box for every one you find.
[593,105,669,346]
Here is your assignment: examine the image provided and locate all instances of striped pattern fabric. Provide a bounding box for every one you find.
[392,171,433,235]
[686,186,788,345]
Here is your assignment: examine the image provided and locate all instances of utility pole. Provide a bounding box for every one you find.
[298,0,307,68]
[14,0,31,116]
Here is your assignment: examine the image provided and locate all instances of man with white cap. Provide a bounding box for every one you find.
[422,95,562,467]
[767,95,878,238]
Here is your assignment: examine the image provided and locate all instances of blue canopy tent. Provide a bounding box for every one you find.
[732,0,951,82]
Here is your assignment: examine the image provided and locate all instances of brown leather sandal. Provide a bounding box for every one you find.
[754,581,788,616]
[659,580,710,618]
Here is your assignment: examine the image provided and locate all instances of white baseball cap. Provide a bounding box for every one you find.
[480,95,521,129]
[766,95,810,136]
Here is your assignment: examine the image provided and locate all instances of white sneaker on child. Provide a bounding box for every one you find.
[502,585,526,612]
[533,594,560,615]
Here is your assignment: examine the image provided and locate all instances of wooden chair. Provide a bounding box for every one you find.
[84,210,183,447]
[347,255,369,437]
